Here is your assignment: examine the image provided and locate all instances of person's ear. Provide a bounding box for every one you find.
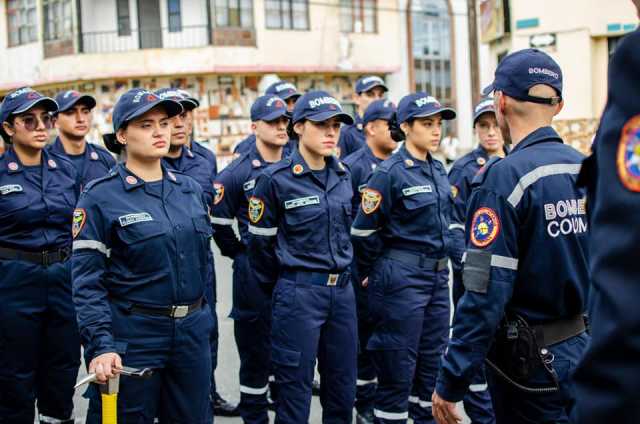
[294,121,305,137]
[554,100,564,116]
[2,121,15,138]
[116,128,127,145]
[251,122,258,134]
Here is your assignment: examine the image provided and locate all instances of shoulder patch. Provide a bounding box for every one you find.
[361,188,382,214]
[616,114,640,192]
[213,183,225,204]
[248,196,265,223]
[470,207,500,248]
[72,208,86,239]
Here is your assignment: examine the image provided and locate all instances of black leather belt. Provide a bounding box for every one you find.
[0,246,70,266]
[383,249,448,271]
[122,297,204,319]
[281,270,350,287]
[533,314,586,347]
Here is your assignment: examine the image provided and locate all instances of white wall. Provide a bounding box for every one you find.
[450,0,472,145]
[160,0,209,48]
[81,0,139,53]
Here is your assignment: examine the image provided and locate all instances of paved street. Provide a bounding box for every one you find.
[71,244,470,423]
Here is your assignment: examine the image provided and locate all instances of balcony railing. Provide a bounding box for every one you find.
[80,25,211,54]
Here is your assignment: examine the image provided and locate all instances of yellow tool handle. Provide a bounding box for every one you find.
[101,392,118,424]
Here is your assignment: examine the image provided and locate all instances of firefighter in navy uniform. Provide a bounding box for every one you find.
[351,92,456,424]
[234,81,301,155]
[247,91,357,424]
[432,49,590,424]
[0,87,80,424]
[73,88,215,423]
[48,90,116,188]
[343,99,397,424]
[573,4,640,423]
[444,98,508,424]
[212,94,290,423]
[337,76,388,158]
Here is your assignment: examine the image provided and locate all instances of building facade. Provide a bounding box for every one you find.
[0,0,476,159]
[478,0,638,154]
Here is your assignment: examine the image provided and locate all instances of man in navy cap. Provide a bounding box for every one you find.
[573,3,640,423]
[431,49,590,424]
[212,94,290,424]
[442,98,506,424]
[48,90,116,188]
[337,76,388,158]
[176,89,219,176]
[343,99,397,424]
[233,80,301,155]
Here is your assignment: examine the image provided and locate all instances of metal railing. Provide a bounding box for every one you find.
[80,25,210,54]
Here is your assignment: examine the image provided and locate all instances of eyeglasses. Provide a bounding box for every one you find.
[14,114,54,131]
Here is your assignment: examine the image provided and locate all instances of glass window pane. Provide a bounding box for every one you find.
[265,0,281,28]
[216,0,229,26]
[363,0,375,33]
[292,0,308,29]
[240,0,253,27]
[281,0,291,29]
[340,0,353,32]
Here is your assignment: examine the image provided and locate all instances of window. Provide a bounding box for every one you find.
[265,0,309,30]
[340,0,376,33]
[116,0,131,36]
[43,0,72,41]
[215,0,254,27]
[411,0,452,104]
[168,0,182,32]
[6,0,37,46]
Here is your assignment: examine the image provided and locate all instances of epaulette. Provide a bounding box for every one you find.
[377,153,404,173]
[83,169,118,192]
[264,157,293,176]
[222,151,250,174]
[451,149,480,171]
[471,156,502,187]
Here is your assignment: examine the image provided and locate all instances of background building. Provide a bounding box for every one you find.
[0,0,478,163]
[477,0,638,154]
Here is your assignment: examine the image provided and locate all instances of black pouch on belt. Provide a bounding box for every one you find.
[485,314,560,393]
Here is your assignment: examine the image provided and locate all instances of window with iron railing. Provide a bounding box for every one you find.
[265,0,309,30]
[340,0,376,33]
[215,0,254,28]
[43,0,73,41]
[6,0,37,46]
[168,0,182,32]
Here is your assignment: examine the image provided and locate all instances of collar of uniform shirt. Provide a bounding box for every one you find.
[509,125,563,155]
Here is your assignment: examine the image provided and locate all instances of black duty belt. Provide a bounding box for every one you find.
[0,246,70,266]
[533,314,586,347]
[281,270,350,287]
[116,297,204,319]
[383,249,448,271]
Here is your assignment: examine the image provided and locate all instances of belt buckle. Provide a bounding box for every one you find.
[171,305,189,318]
[327,273,339,287]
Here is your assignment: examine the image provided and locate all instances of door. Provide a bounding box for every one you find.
[137,0,162,48]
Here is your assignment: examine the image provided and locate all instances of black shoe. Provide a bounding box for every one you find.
[311,379,321,396]
[212,392,240,417]
[356,410,374,424]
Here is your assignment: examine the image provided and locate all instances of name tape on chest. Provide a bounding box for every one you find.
[118,212,153,227]
[402,185,433,196]
[0,184,23,195]
[243,179,256,192]
[284,195,320,210]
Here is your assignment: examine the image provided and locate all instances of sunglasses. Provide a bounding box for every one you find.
[14,114,54,131]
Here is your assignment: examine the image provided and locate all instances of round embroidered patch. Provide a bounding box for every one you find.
[477,157,487,166]
[361,188,382,215]
[616,114,640,192]
[126,175,138,185]
[8,162,18,171]
[90,152,99,160]
[292,164,304,175]
[451,185,459,198]
[404,159,414,167]
[470,207,500,248]
[72,208,86,239]
[252,159,261,168]
[48,159,57,168]
[248,196,265,223]
[213,183,225,205]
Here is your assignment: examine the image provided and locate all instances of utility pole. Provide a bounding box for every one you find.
[468,0,481,104]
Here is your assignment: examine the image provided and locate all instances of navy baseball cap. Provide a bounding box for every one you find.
[397,92,456,124]
[0,87,58,141]
[54,90,96,113]
[355,76,388,94]
[177,89,200,108]
[473,97,496,124]
[154,88,198,111]
[250,95,289,122]
[482,48,563,105]
[265,81,301,101]
[291,90,354,125]
[362,99,396,126]
[112,88,183,131]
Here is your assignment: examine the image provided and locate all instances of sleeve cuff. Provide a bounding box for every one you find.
[435,369,470,403]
